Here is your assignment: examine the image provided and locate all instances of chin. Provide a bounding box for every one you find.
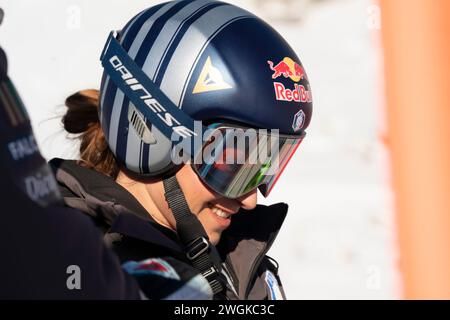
[207,231,222,246]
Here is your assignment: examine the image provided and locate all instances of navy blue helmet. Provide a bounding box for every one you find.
[99,0,313,177]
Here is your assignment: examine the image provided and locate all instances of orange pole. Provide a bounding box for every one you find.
[380,0,450,298]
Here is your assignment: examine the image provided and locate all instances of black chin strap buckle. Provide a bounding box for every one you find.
[186,237,210,260]
[202,266,219,281]
[202,266,223,295]
[185,237,224,296]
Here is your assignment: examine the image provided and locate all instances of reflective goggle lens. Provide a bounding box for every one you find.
[192,125,305,199]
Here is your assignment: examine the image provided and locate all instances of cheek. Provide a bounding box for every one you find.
[197,208,214,227]
[176,165,224,243]
[196,208,223,244]
[177,165,218,212]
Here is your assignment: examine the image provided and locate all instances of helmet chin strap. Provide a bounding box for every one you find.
[163,175,225,297]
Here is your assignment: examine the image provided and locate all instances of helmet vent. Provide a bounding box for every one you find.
[127,105,156,145]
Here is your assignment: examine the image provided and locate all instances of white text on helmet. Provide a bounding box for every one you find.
[109,56,196,138]
[273,82,312,103]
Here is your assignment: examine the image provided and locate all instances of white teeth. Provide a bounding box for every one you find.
[211,207,231,219]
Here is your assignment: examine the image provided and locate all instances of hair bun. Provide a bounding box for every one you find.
[62,89,100,134]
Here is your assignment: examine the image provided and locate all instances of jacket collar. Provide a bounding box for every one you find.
[217,202,288,298]
[50,158,289,293]
[49,158,183,253]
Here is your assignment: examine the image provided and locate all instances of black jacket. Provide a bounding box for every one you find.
[0,158,140,299]
[50,158,288,300]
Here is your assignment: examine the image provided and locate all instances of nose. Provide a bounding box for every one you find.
[237,189,257,210]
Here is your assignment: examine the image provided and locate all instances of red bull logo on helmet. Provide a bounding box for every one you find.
[267,57,312,104]
[273,82,312,103]
[267,57,307,82]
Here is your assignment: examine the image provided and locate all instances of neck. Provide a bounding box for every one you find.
[116,171,174,231]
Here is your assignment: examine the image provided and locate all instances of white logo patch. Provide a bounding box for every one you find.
[265,270,284,300]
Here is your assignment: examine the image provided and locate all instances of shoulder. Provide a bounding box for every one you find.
[48,158,186,262]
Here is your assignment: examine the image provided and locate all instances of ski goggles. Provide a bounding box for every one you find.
[191,123,305,199]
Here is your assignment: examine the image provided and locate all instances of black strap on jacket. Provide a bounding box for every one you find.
[163,175,224,296]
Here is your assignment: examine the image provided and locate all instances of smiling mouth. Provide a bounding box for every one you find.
[211,207,231,219]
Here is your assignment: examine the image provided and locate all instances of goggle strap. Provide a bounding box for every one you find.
[100,32,205,157]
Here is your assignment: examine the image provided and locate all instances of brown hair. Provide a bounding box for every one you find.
[62,89,119,179]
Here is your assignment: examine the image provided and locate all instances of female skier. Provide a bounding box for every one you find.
[51,0,312,300]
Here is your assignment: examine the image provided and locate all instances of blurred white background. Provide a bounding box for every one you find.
[0,0,399,299]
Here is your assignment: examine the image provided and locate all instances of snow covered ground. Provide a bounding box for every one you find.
[0,0,399,299]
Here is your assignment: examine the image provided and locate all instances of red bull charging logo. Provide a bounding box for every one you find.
[267,57,307,82]
[267,57,312,103]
